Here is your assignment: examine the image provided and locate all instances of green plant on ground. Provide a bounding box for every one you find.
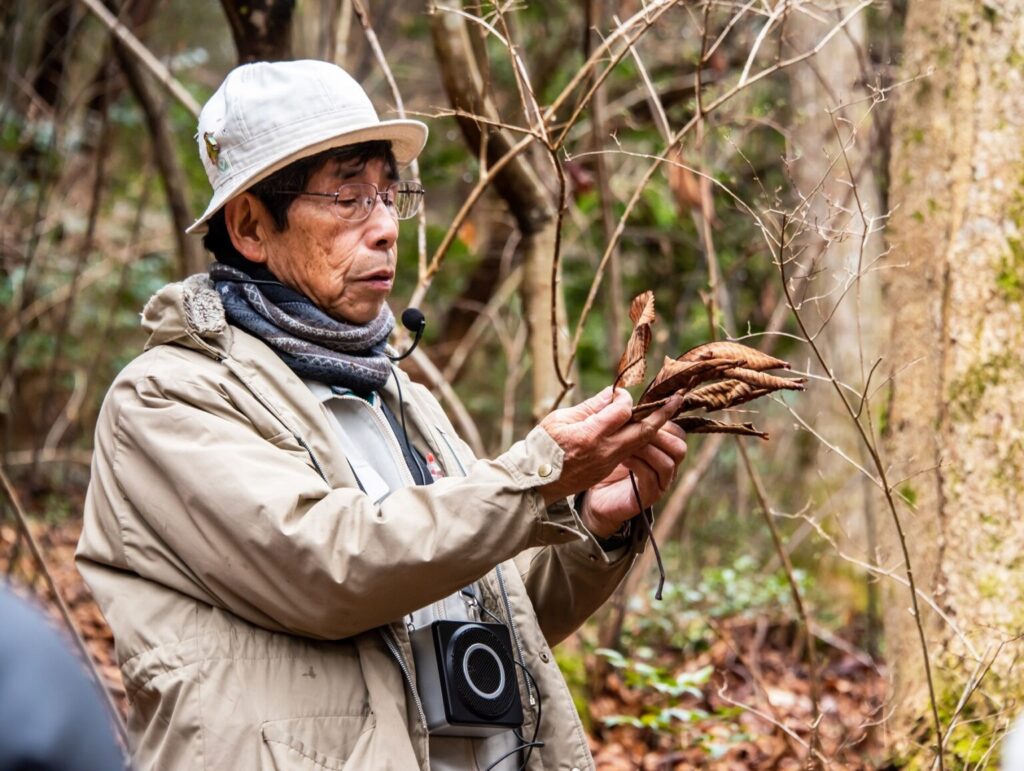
[622,554,812,653]
[594,647,748,755]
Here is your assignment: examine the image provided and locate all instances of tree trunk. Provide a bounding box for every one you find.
[220,0,295,63]
[789,6,885,381]
[29,1,74,113]
[787,2,885,652]
[883,0,1024,760]
[113,40,205,277]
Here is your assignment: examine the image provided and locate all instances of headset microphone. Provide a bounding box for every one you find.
[389,308,426,361]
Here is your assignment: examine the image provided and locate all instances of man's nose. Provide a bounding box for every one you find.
[366,196,399,249]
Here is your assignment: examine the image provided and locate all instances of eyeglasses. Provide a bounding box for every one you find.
[286,180,425,222]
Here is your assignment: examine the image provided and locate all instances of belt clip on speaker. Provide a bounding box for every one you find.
[410,620,525,737]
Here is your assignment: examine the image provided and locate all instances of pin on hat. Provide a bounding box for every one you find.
[187,60,428,235]
[203,132,220,166]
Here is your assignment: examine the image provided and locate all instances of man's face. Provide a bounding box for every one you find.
[260,155,399,324]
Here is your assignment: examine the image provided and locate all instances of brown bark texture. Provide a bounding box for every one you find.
[220,0,295,63]
[883,0,1024,754]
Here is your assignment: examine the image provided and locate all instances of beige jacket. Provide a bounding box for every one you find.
[76,275,643,771]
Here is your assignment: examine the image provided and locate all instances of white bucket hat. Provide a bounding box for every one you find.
[186,59,428,234]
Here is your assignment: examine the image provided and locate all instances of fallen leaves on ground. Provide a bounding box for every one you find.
[1,518,126,717]
[587,615,886,769]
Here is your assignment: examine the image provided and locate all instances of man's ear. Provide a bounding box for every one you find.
[224,193,273,264]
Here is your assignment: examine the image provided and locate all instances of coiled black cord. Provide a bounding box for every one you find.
[628,470,665,600]
[473,600,546,771]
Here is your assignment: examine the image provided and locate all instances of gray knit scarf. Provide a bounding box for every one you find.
[209,262,395,393]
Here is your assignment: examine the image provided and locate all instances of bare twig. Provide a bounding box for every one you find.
[561,3,872,384]
[350,0,428,283]
[738,439,822,765]
[936,636,1021,766]
[777,214,946,768]
[715,681,832,766]
[113,38,204,277]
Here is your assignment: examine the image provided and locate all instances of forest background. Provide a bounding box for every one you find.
[2,0,1022,768]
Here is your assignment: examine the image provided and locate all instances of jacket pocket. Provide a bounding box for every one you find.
[259,714,375,771]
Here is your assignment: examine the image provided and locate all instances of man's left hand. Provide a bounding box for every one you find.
[580,423,688,538]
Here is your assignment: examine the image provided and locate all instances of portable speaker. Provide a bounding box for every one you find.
[410,620,525,737]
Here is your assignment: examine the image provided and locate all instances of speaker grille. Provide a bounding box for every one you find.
[448,625,516,719]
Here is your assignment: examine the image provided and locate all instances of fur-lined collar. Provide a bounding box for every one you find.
[141,274,227,354]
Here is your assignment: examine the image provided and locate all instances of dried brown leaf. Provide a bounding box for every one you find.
[679,341,791,371]
[638,356,740,404]
[716,382,772,410]
[722,367,806,392]
[629,290,656,326]
[616,325,651,388]
[615,292,656,388]
[626,337,801,432]
[672,416,769,440]
[680,380,749,411]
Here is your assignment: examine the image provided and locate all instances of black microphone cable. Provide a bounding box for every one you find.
[387,308,427,475]
[629,470,665,600]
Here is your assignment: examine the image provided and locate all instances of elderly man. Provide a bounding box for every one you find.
[77,60,687,770]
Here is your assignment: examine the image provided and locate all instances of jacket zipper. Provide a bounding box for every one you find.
[381,626,428,731]
[435,427,467,476]
[294,435,328,483]
[435,424,537,708]
[495,564,537,708]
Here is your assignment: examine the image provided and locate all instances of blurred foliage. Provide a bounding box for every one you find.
[620,554,812,654]
[596,648,719,733]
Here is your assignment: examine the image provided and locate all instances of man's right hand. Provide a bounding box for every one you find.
[537,387,682,508]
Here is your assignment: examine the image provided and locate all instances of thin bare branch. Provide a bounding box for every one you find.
[74,0,200,117]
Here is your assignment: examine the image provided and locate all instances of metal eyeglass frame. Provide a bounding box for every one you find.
[282,180,425,221]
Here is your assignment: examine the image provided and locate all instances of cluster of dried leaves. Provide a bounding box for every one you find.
[616,292,805,440]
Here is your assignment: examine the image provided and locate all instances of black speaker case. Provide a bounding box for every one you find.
[409,620,525,737]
